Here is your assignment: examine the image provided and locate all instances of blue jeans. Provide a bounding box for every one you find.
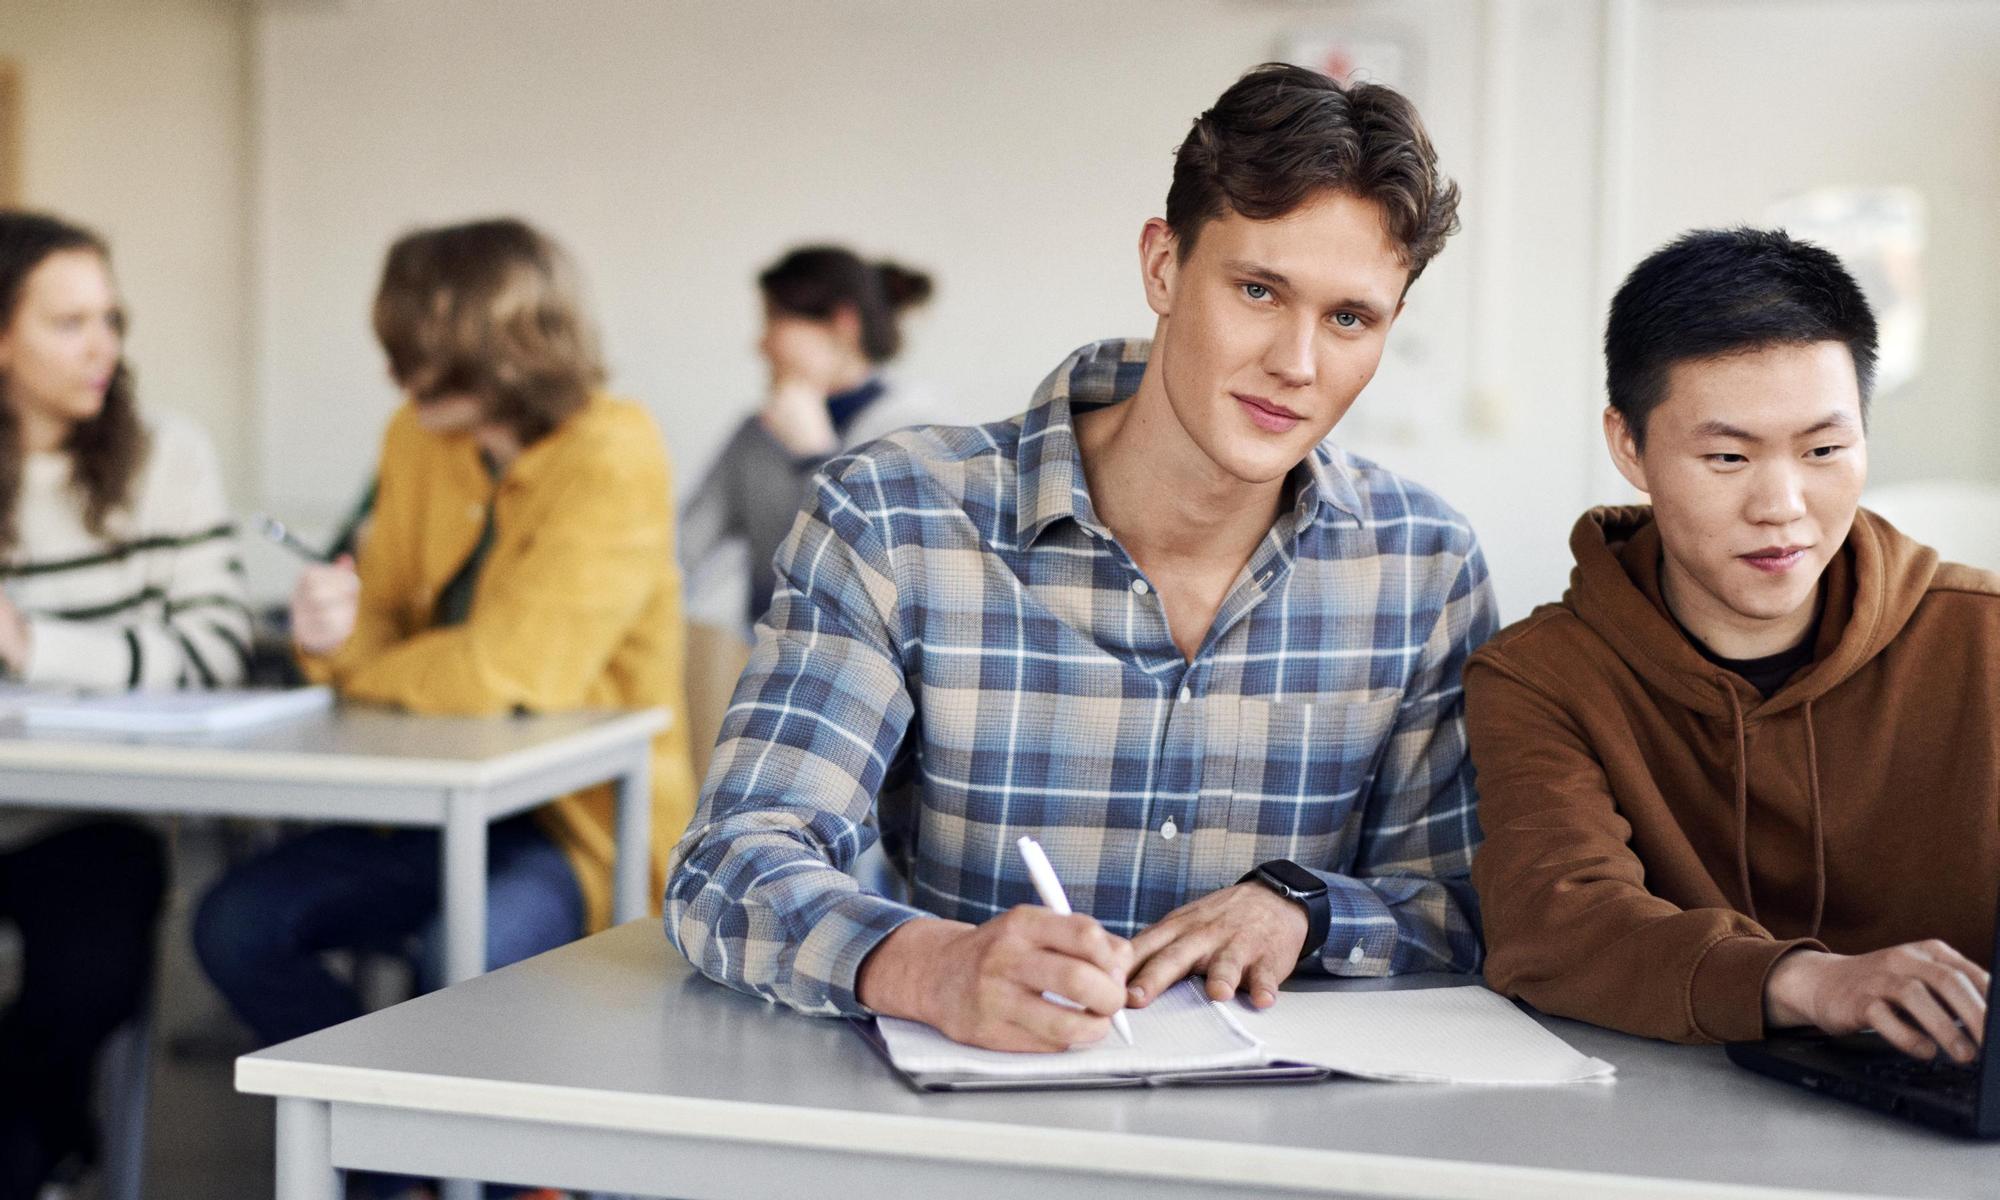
[193,814,584,1047]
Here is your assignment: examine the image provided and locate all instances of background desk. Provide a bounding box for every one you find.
[239,920,1999,1200]
[0,704,665,984]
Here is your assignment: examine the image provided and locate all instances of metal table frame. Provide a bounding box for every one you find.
[0,705,664,985]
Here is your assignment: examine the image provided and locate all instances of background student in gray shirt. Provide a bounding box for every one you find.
[681,245,936,631]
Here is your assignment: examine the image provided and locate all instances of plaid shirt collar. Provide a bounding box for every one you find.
[1014,338,1366,549]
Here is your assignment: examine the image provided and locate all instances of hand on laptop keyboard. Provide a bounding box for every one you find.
[1764,941,1990,1063]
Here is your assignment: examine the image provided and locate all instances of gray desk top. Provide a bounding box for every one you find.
[0,704,667,788]
[240,921,2000,1200]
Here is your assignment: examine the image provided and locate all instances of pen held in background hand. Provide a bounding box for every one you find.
[1015,835,1136,1047]
[256,514,332,564]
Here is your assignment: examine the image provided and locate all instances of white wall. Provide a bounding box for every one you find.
[9,0,1986,620]
[1622,0,2000,493]
[1,0,252,497]
[249,0,1614,620]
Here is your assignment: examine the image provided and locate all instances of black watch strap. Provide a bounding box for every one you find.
[1239,859,1332,963]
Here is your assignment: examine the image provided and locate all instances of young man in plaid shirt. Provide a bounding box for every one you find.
[668,64,1497,1051]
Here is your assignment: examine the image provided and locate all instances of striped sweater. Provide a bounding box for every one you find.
[2,410,251,690]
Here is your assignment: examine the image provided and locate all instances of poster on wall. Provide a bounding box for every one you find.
[1281,32,1411,91]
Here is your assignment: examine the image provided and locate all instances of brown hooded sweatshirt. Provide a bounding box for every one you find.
[1466,506,2000,1044]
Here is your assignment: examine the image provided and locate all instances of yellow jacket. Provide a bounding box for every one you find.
[302,394,698,932]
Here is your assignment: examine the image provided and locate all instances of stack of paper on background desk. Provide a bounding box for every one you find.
[0,685,333,735]
[871,980,1614,1091]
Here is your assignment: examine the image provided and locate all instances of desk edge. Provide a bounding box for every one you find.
[0,707,669,788]
[232,1057,1892,1200]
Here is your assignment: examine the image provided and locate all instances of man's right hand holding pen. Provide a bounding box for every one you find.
[857,911,1134,1053]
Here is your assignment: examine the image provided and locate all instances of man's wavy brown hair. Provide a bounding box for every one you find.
[1167,63,1461,286]
[372,218,603,445]
[0,211,150,560]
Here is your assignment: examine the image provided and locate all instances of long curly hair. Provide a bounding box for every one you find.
[0,211,149,559]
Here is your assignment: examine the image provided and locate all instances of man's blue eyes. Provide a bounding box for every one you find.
[1239,283,1362,328]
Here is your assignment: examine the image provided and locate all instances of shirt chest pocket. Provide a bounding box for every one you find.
[1218,692,1403,869]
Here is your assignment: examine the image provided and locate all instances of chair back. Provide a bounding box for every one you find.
[683,620,753,786]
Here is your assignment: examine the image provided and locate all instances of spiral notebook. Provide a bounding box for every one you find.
[862,979,1615,1092]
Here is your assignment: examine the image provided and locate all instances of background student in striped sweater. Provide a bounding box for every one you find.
[0,210,249,1200]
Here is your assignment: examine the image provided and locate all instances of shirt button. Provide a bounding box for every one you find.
[466,504,483,520]
[1080,527,1097,539]
[1159,818,1178,841]
[1131,579,1150,595]
[1178,686,1192,704]
[1347,945,1365,965]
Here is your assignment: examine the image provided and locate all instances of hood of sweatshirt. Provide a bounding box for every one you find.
[1559,505,1941,935]
[1563,505,1938,718]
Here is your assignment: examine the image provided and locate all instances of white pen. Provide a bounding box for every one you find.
[1016,835,1136,1047]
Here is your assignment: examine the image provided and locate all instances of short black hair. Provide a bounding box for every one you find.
[1605,228,1878,446]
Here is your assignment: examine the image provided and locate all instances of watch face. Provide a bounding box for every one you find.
[1261,860,1325,897]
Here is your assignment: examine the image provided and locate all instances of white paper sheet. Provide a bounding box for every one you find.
[14,686,334,734]
[876,979,1264,1078]
[1231,985,1616,1085]
[875,980,1614,1087]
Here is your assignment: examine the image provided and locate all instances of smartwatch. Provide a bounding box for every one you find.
[1239,859,1332,963]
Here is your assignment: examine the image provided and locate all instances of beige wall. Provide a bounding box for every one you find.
[1,0,253,500]
[1627,0,2000,492]
[5,1,1996,615]
[250,0,1611,618]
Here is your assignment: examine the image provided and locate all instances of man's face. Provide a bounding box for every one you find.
[1608,341,1868,645]
[1141,190,1409,486]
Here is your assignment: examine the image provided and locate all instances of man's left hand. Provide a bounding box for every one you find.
[1126,883,1308,1010]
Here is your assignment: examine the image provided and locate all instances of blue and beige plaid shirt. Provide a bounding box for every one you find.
[666,339,1498,1016]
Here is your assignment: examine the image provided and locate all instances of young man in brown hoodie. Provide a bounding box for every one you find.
[1467,228,1999,1063]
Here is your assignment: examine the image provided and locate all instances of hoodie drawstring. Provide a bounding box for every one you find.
[1720,677,1830,938]
[1801,698,1828,939]
[1723,680,1756,924]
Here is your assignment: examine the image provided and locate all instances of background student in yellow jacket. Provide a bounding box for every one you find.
[195,218,697,1058]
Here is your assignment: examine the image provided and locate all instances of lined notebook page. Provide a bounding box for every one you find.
[1229,985,1615,1085]
[876,979,1266,1078]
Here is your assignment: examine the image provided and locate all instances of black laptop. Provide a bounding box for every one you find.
[1727,913,2000,1137]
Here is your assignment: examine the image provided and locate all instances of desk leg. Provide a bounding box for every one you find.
[441,1177,480,1200]
[274,1097,338,1200]
[613,749,653,923]
[442,789,488,985]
